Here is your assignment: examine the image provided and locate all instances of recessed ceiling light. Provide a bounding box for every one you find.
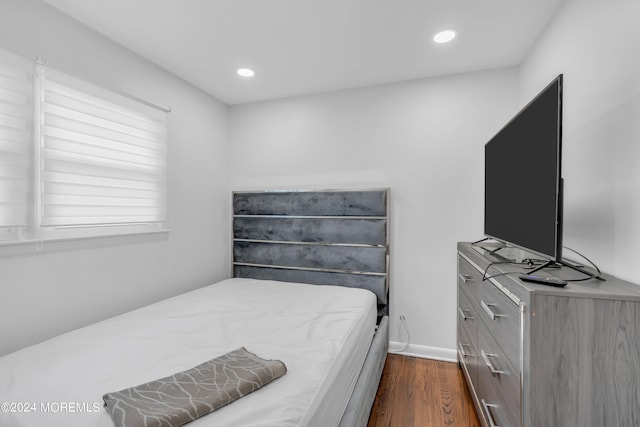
[237,68,255,78]
[433,30,456,44]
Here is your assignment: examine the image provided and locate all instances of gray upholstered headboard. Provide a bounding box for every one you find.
[232,189,389,319]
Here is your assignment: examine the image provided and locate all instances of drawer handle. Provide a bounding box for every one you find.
[481,399,500,427]
[481,300,503,320]
[458,307,474,321]
[481,350,505,376]
[458,342,474,358]
[458,273,474,283]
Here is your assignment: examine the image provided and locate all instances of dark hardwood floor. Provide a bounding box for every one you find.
[367,354,481,427]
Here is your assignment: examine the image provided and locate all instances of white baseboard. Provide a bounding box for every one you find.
[388,341,457,362]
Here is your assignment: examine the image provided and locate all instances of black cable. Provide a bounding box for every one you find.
[562,246,602,280]
[521,257,553,267]
[480,247,603,283]
[482,261,529,281]
[483,271,524,281]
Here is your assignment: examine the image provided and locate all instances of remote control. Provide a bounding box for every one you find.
[519,274,567,287]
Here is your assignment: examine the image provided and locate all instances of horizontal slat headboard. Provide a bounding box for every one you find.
[232,189,390,318]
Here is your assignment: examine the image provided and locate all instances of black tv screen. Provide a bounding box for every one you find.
[484,75,563,261]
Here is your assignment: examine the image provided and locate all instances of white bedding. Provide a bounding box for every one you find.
[0,278,377,427]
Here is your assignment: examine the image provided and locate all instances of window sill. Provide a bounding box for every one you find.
[0,227,171,249]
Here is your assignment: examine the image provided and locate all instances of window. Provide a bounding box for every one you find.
[0,49,168,244]
[0,50,33,233]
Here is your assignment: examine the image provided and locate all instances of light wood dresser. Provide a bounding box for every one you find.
[457,242,640,427]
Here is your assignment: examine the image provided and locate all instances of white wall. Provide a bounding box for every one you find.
[229,69,518,358]
[0,0,231,356]
[6,0,633,362]
[519,0,640,284]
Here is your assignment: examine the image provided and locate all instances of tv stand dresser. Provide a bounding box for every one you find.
[457,242,640,427]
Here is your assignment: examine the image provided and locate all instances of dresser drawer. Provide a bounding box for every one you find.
[478,321,521,427]
[457,321,478,388]
[458,288,478,350]
[478,280,520,370]
[458,255,482,309]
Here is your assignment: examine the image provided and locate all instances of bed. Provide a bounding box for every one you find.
[0,189,390,427]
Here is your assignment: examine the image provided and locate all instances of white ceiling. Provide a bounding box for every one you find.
[42,0,564,105]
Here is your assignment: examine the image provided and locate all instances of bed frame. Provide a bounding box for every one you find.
[232,189,390,427]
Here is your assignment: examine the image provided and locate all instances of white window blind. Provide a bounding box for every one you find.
[0,50,33,228]
[38,67,167,228]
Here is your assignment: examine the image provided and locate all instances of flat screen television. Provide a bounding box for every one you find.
[484,74,563,262]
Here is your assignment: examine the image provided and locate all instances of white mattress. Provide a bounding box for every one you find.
[0,278,377,427]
